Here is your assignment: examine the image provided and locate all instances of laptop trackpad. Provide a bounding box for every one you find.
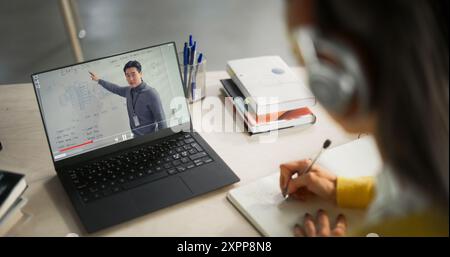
[129,176,193,214]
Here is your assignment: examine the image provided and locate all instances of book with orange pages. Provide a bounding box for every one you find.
[221,79,316,134]
[248,107,313,125]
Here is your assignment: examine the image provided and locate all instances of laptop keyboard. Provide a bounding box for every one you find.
[64,133,214,203]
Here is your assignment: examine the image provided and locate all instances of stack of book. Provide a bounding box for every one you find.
[222,56,316,134]
[0,170,27,236]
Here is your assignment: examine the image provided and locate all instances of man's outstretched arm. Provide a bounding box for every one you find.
[89,71,127,97]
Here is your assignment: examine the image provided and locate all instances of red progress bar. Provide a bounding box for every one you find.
[59,140,93,152]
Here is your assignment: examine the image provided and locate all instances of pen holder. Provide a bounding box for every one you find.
[179,53,207,103]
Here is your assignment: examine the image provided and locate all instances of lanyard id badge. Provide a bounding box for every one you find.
[131,89,141,127]
[132,114,140,127]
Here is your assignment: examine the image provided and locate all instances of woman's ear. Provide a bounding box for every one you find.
[330,108,377,135]
[286,0,316,31]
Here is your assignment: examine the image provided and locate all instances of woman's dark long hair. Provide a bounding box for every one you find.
[315,0,449,209]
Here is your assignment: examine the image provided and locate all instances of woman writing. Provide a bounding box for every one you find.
[281,0,449,236]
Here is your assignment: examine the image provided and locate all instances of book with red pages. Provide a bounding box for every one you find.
[221,79,316,134]
[247,107,314,125]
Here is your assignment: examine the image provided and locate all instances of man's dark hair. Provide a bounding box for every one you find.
[315,0,449,209]
[123,60,142,73]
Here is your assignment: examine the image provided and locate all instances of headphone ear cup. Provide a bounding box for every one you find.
[308,63,356,115]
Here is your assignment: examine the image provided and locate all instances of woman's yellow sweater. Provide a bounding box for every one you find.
[336,177,449,236]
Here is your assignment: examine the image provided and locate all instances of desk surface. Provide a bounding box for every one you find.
[0,69,356,236]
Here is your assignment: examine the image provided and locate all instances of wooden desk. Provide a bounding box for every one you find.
[0,69,356,236]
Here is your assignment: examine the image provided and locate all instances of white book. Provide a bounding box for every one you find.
[221,78,316,134]
[226,56,316,115]
[220,80,316,134]
[0,197,27,236]
[227,136,383,236]
[0,170,27,220]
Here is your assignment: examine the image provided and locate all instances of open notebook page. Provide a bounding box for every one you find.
[227,136,382,236]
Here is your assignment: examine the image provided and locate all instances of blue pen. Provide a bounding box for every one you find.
[186,37,193,95]
[183,42,188,88]
[197,53,203,65]
[191,53,203,101]
[190,41,196,65]
[188,42,197,99]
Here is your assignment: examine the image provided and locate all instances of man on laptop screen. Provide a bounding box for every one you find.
[33,44,190,161]
[89,60,167,137]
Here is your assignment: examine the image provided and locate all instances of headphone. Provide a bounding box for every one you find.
[294,27,371,117]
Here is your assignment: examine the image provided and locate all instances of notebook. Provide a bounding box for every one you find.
[227,136,382,236]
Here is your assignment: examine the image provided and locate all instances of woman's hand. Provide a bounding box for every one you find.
[89,71,99,82]
[294,210,347,237]
[279,160,346,236]
[279,159,337,202]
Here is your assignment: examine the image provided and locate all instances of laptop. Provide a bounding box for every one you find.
[31,42,240,233]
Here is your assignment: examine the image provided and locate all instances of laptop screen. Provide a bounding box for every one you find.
[32,43,191,161]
